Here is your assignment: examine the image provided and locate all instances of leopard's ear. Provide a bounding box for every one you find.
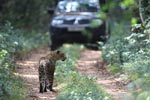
[56,50,60,54]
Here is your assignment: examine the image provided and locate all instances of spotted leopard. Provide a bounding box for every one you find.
[38,50,66,93]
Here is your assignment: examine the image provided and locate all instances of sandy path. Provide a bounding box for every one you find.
[16,48,58,100]
[77,50,132,100]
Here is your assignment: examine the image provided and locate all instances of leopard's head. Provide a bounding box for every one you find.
[53,50,66,61]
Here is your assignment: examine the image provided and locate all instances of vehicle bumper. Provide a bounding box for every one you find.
[50,23,107,44]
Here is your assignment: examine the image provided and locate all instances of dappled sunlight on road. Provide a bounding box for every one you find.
[14,73,38,79]
[17,61,37,67]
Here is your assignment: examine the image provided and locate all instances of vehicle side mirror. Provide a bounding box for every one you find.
[47,7,55,14]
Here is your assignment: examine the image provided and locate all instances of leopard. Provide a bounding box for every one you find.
[38,50,66,93]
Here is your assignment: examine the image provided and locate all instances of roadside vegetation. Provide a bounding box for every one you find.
[55,44,113,100]
[101,0,150,99]
[0,23,49,100]
[102,18,150,100]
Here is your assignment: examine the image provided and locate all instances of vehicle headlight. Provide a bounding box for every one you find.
[91,19,103,28]
[51,19,64,25]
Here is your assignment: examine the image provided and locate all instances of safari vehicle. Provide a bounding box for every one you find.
[48,0,110,50]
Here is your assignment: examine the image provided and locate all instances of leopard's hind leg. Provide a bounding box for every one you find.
[39,78,45,93]
[39,65,45,93]
[47,72,55,92]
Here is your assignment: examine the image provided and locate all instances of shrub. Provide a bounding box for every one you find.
[0,48,27,100]
[0,71,27,100]
[102,18,150,99]
[0,23,49,100]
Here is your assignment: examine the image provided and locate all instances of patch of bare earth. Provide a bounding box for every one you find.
[77,50,133,100]
[16,48,59,100]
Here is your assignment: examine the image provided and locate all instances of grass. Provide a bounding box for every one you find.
[55,44,113,100]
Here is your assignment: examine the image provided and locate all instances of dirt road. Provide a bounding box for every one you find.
[16,48,131,100]
[16,48,58,100]
[77,50,132,100]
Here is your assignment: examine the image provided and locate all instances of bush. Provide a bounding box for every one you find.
[0,0,53,30]
[0,23,49,100]
[0,49,26,100]
[0,71,27,100]
[102,18,150,99]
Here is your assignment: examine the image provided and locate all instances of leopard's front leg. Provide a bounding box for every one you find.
[44,80,47,92]
[47,70,55,92]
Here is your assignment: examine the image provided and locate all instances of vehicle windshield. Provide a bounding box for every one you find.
[56,1,100,13]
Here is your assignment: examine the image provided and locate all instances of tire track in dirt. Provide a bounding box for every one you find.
[16,48,58,100]
[77,50,132,100]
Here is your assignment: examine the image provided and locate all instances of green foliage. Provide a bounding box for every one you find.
[0,1,51,98]
[55,44,113,100]
[0,0,54,30]
[0,72,27,100]
[0,22,22,56]
[140,0,150,20]
[55,44,84,83]
[127,78,150,100]
[57,72,112,100]
[0,49,26,100]
[103,32,148,65]
[21,31,49,53]
[0,23,49,100]
[102,17,150,99]
[103,0,138,22]
[0,22,49,58]
[102,18,150,65]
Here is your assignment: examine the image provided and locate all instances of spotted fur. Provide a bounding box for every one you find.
[38,50,66,93]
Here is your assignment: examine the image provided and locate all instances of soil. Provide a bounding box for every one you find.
[16,47,132,100]
[77,50,133,100]
[16,48,58,100]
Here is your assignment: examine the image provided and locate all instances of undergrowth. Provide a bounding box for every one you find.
[0,22,49,100]
[55,44,113,100]
[102,18,150,99]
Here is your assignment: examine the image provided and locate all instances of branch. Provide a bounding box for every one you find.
[139,0,144,24]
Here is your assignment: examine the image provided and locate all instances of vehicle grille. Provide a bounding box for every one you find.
[64,19,75,24]
[64,19,90,25]
[78,19,90,24]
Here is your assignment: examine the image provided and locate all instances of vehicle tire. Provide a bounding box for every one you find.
[50,37,62,50]
[50,43,60,50]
